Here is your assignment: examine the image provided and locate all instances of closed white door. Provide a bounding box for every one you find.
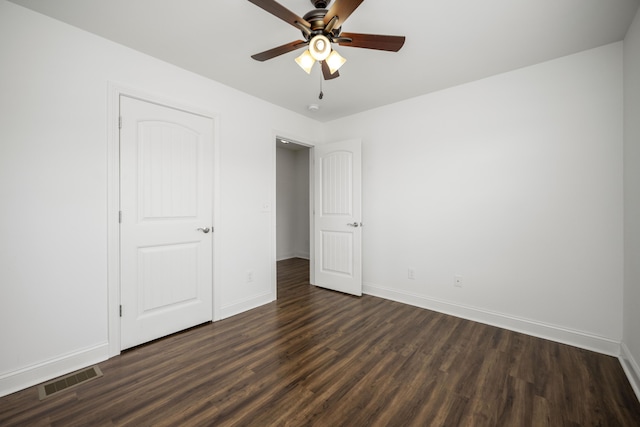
[313,139,362,296]
[120,95,214,350]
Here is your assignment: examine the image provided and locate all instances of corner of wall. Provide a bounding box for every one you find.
[623,1,640,406]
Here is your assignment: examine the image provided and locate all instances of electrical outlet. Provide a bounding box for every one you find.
[408,268,415,280]
[454,275,463,288]
[247,270,254,283]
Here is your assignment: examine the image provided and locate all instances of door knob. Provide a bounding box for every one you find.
[197,227,211,233]
[347,222,360,228]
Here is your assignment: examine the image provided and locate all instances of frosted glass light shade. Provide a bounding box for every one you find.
[295,50,315,74]
[309,35,331,61]
[326,50,346,74]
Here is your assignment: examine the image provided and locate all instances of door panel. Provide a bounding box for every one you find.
[139,243,199,312]
[314,139,362,296]
[120,95,213,350]
[139,122,199,219]
[321,231,353,276]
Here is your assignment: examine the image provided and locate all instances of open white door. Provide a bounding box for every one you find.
[313,139,362,296]
[119,95,214,350]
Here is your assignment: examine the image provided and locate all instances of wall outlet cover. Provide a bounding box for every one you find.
[454,275,463,288]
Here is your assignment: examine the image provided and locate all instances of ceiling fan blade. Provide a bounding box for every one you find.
[321,61,340,80]
[248,0,311,29]
[251,40,307,61]
[337,32,406,52]
[323,0,364,28]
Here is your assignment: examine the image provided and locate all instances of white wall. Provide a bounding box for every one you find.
[324,43,624,355]
[0,0,321,397]
[277,147,297,260]
[293,149,310,259]
[276,147,310,260]
[623,7,640,398]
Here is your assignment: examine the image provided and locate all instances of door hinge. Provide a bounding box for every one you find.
[118,116,122,129]
[119,211,122,223]
[119,305,122,317]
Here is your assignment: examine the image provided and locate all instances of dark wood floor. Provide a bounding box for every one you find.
[2,258,639,426]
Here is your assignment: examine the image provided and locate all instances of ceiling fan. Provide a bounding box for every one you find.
[248,0,406,80]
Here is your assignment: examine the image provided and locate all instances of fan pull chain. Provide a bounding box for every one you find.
[319,65,324,100]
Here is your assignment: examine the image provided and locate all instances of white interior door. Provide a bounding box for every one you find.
[120,95,213,350]
[313,139,362,296]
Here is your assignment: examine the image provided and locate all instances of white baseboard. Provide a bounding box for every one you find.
[276,253,295,262]
[0,343,109,398]
[276,254,310,261]
[219,292,274,320]
[620,343,640,402]
[363,282,620,356]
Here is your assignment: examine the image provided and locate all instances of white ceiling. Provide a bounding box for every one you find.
[10,0,640,122]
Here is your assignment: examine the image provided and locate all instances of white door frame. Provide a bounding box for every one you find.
[271,132,317,297]
[107,83,220,357]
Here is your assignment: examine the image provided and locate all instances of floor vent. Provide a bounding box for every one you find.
[38,366,103,400]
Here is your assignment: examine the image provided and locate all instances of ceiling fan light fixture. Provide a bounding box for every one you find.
[295,49,315,74]
[309,35,331,61]
[326,49,347,74]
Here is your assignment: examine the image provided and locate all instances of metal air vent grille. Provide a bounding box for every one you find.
[38,366,103,400]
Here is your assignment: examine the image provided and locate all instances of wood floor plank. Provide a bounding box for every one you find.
[1,257,639,426]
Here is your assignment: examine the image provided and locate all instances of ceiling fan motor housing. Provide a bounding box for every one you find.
[311,0,329,8]
[303,9,328,32]
[302,8,341,38]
